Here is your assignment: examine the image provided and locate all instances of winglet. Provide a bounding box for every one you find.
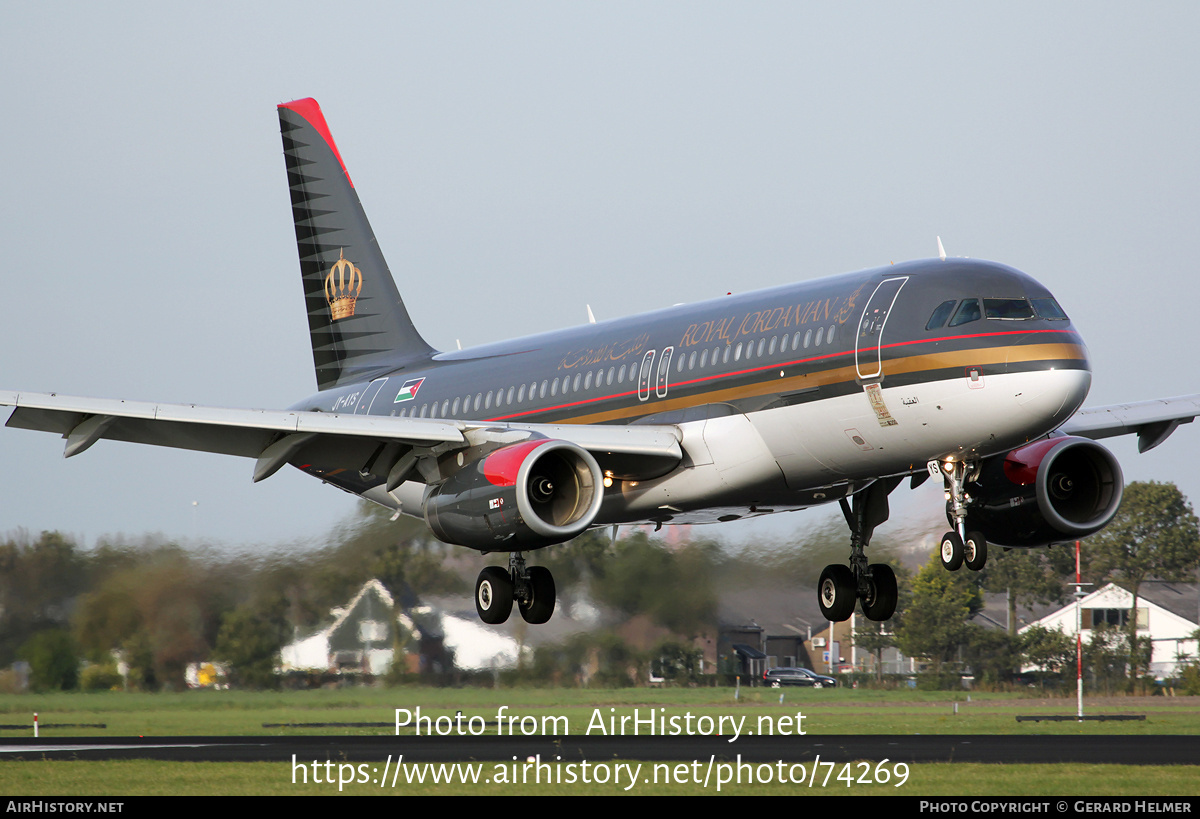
[937,236,947,261]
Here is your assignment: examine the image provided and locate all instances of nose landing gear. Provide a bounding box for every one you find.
[934,458,988,573]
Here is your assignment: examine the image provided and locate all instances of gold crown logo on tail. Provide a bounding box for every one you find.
[325,249,363,320]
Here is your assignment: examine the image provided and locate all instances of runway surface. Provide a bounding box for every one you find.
[0,734,1195,764]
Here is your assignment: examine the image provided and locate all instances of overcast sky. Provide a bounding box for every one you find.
[1,3,1198,551]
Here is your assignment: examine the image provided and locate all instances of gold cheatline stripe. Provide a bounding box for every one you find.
[535,342,1086,425]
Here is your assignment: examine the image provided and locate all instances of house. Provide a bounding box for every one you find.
[1019,582,1199,678]
[281,579,403,675]
[281,581,537,678]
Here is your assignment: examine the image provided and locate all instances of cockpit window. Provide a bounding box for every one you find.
[984,298,1035,320]
[948,298,981,327]
[1031,297,1068,320]
[926,300,957,330]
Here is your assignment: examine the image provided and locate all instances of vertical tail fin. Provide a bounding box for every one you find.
[277,98,435,391]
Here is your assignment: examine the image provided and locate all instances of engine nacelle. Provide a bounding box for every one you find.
[424,439,604,550]
[965,436,1124,547]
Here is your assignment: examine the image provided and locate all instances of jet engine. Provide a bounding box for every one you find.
[965,435,1124,547]
[424,439,604,550]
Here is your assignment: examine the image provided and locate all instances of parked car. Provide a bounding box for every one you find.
[763,667,838,688]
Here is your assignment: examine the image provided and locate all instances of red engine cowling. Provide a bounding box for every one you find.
[965,435,1124,547]
[423,439,604,550]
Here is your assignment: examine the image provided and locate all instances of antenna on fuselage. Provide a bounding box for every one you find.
[937,236,947,261]
[587,305,597,324]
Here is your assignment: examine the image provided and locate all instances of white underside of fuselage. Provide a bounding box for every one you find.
[598,367,1091,524]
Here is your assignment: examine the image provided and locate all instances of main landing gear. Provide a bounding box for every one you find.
[817,478,901,623]
[474,553,556,626]
[934,458,988,574]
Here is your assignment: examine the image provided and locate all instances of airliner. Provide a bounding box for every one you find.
[4,98,1198,627]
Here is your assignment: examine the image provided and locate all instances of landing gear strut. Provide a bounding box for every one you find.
[474,553,557,625]
[817,478,900,623]
[933,458,988,573]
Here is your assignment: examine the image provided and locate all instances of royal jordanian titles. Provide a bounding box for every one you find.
[5,99,1199,626]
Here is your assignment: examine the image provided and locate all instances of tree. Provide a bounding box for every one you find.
[980,549,1071,637]
[1085,481,1200,682]
[72,544,226,690]
[0,531,87,665]
[215,598,290,689]
[894,552,983,674]
[962,626,1021,684]
[1020,624,1076,682]
[18,629,78,691]
[588,531,718,636]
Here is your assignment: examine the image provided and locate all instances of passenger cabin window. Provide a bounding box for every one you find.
[984,298,1035,320]
[949,298,982,327]
[1032,298,1069,320]
[926,300,957,330]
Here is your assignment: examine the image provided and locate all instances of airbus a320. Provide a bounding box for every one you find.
[5,98,1197,626]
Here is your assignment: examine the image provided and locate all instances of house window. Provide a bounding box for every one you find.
[1083,608,1148,630]
[358,620,387,642]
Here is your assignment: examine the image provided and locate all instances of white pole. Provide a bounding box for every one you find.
[1074,540,1085,720]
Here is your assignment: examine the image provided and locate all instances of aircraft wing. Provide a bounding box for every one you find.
[0,391,682,485]
[1060,393,1200,453]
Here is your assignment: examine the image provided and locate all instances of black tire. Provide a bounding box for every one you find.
[861,563,898,621]
[939,531,964,571]
[817,564,856,621]
[475,566,513,625]
[518,566,556,624]
[964,531,988,571]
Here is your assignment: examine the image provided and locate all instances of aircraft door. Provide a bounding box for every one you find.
[354,377,389,415]
[656,346,674,398]
[638,350,656,401]
[854,277,908,380]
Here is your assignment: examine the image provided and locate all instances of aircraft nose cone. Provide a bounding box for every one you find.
[1016,368,1092,431]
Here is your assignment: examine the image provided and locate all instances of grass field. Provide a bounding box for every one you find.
[0,687,1196,796]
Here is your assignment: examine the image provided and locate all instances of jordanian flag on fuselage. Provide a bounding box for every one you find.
[393,377,426,403]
